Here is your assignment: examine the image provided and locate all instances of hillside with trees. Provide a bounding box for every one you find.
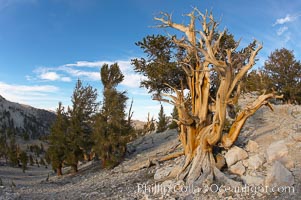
[1,5,301,200]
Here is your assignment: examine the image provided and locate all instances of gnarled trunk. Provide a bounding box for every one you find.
[154,8,283,184]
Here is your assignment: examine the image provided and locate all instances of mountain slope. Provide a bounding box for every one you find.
[0,95,56,139]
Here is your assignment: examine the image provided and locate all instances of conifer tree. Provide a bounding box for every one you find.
[65,79,98,172]
[132,8,282,184]
[93,63,130,168]
[169,105,179,129]
[8,134,18,167]
[47,102,68,176]
[156,105,168,133]
[264,48,301,104]
[19,151,28,173]
[0,133,8,163]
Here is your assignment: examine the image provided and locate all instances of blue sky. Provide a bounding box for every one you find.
[0,0,300,121]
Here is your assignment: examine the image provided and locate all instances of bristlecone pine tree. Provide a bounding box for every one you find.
[132,8,282,185]
[264,48,301,104]
[47,102,68,176]
[93,63,130,168]
[65,79,98,173]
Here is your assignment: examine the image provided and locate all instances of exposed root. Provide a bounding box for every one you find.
[175,146,241,187]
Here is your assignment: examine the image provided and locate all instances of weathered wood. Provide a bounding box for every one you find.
[152,8,282,185]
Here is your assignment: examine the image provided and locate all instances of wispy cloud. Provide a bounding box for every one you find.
[30,59,145,88]
[276,26,288,36]
[272,13,300,45]
[0,81,60,109]
[273,14,300,26]
[0,82,58,93]
[39,71,71,82]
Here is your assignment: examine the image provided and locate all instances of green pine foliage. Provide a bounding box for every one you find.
[156,105,168,133]
[264,48,301,104]
[93,63,132,168]
[19,151,28,173]
[65,79,98,172]
[8,134,19,167]
[0,132,8,162]
[47,102,68,175]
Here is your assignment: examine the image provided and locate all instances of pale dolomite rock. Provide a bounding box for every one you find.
[225,146,248,167]
[229,161,245,176]
[241,174,264,186]
[247,154,265,170]
[266,140,288,162]
[265,161,295,187]
[245,140,259,153]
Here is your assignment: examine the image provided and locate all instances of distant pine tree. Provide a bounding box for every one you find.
[65,79,98,173]
[156,105,168,133]
[8,134,18,167]
[93,63,132,168]
[0,133,8,163]
[19,151,28,173]
[264,48,301,104]
[47,102,68,176]
[169,105,179,129]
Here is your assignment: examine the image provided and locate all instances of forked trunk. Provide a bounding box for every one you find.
[151,8,283,185]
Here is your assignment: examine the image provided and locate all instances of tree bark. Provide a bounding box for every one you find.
[57,167,63,176]
[153,8,282,185]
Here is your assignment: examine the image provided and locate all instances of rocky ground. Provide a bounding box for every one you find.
[1,94,301,200]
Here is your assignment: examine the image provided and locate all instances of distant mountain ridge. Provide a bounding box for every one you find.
[0,95,56,139]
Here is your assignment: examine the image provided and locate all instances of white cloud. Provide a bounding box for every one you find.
[39,71,72,82]
[0,81,60,108]
[40,71,60,81]
[61,77,72,82]
[61,67,100,81]
[273,14,300,26]
[0,82,58,93]
[276,26,288,36]
[31,59,145,87]
[122,73,145,88]
[65,61,105,68]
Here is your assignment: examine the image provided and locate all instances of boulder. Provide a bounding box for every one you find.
[247,154,265,170]
[265,161,294,187]
[229,161,245,176]
[266,140,288,163]
[225,146,248,167]
[241,174,264,186]
[245,140,259,153]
